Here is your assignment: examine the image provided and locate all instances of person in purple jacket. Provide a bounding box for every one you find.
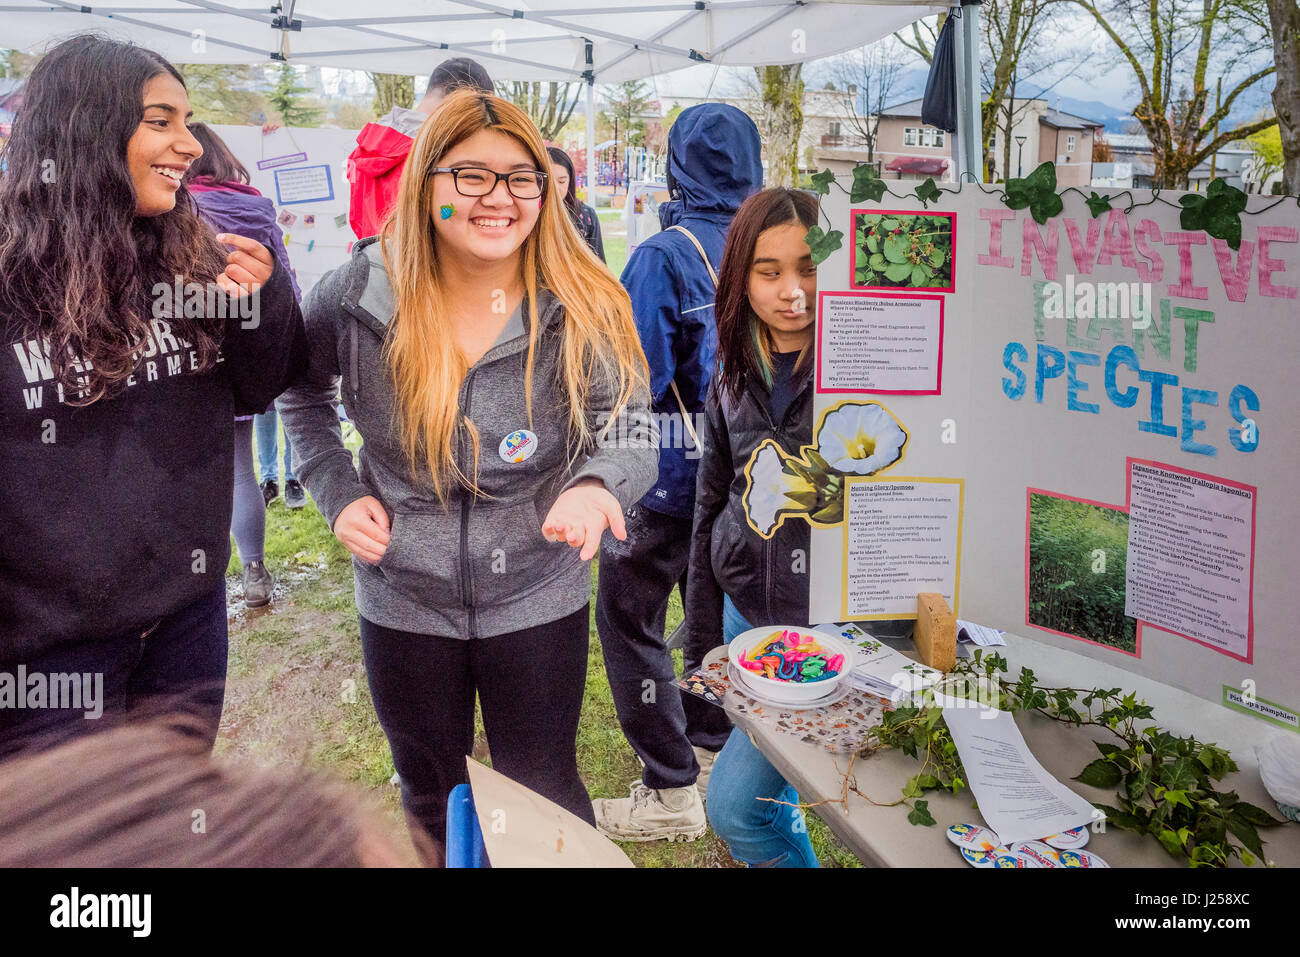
[185,123,303,608]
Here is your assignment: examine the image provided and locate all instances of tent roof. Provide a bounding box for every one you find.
[3,1,952,83]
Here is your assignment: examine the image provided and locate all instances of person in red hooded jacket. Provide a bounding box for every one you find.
[346,58,494,240]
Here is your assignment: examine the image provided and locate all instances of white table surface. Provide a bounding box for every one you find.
[722,631,1300,868]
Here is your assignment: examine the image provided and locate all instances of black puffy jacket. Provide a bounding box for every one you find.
[684,362,813,659]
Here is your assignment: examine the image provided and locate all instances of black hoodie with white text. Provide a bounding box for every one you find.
[0,255,306,662]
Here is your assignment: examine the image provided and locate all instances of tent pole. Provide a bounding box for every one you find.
[586,79,597,209]
[953,1,983,182]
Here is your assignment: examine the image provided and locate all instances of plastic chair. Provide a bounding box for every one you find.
[445,783,486,868]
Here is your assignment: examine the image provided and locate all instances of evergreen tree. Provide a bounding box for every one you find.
[268,63,323,127]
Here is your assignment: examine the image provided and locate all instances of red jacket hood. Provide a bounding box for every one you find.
[349,122,414,177]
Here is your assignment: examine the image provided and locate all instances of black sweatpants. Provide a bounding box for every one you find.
[359,605,594,866]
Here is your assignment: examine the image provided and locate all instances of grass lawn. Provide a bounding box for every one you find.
[222,429,862,867]
[599,208,627,278]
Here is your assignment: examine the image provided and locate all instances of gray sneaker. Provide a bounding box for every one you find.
[593,781,706,843]
[283,479,307,510]
[242,561,274,607]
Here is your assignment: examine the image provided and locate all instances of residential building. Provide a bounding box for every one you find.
[990,98,1104,186]
[1092,132,1253,191]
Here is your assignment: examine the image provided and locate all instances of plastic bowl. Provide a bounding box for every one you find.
[728,626,852,704]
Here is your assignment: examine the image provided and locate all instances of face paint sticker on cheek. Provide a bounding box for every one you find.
[791,285,806,314]
[440,204,455,220]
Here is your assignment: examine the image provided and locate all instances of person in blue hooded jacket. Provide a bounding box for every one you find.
[592,103,762,842]
[184,123,303,609]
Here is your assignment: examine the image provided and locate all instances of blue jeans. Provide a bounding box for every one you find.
[253,408,295,484]
[705,596,820,868]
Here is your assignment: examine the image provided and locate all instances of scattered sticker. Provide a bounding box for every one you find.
[992,853,1030,868]
[1042,825,1089,849]
[499,428,538,463]
[1009,840,1063,868]
[960,845,1009,868]
[1057,848,1109,868]
[947,823,1002,852]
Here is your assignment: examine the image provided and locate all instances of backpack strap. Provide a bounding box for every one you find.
[667,224,719,288]
[663,224,717,451]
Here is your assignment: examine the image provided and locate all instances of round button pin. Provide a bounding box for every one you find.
[499,429,538,463]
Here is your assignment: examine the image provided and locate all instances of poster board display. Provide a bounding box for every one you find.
[211,125,360,297]
[801,177,1300,719]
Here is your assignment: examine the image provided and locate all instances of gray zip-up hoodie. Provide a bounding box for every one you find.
[277,237,658,639]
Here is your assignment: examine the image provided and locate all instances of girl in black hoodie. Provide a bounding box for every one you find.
[0,37,304,753]
[683,188,820,867]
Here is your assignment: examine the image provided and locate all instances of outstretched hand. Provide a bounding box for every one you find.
[541,479,626,561]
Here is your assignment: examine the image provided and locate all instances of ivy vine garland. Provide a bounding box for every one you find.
[803,160,1262,263]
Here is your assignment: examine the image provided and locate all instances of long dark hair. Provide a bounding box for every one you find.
[184,122,250,185]
[0,35,228,404]
[714,188,819,404]
[546,145,581,222]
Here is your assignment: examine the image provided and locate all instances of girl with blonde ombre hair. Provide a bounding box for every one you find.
[277,89,656,864]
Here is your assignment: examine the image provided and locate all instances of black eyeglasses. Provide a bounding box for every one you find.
[429,166,548,200]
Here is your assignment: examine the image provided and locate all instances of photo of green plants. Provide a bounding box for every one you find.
[853,211,954,290]
[1027,491,1139,654]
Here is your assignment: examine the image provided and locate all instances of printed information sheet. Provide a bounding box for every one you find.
[817,293,943,393]
[1125,460,1255,660]
[842,477,962,619]
[943,704,1098,846]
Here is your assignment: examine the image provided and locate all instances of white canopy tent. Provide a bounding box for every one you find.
[1,0,982,198]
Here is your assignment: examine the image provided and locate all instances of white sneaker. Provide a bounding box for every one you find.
[593,781,707,843]
[693,746,719,800]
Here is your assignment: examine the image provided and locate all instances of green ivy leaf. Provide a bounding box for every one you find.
[809,168,836,196]
[907,799,936,827]
[804,226,843,266]
[850,163,888,203]
[1076,758,1123,788]
[1085,191,1113,218]
[1226,811,1265,858]
[1004,162,1063,224]
[1179,178,1249,249]
[1156,828,1184,857]
[914,178,942,207]
[1232,801,1282,827]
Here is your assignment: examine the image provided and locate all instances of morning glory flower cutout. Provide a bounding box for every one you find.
[815,401,907,476]
[743,440,799,537]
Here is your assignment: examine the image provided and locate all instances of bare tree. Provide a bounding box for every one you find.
[498,81,583,140]
[1267,0,1300,193]
[824,39,906,165]
[368,73,414,117]
[1064,0,1276,187]
[983,0,1085,181]
[755,65,805,187]
[896,13,947,63]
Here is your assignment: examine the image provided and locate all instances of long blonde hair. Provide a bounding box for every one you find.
[381,90,648,504]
